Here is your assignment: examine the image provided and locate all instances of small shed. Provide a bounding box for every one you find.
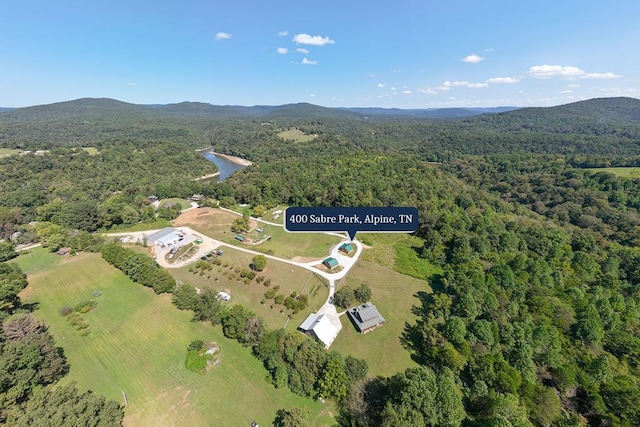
[56,247,72,256]
[234,235,245,242]
[338,243,355,254]
[322,257,339,270]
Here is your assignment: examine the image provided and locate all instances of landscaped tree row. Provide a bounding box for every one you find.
[101,243,175,294]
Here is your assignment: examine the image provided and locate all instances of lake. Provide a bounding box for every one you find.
[202,152,248,181]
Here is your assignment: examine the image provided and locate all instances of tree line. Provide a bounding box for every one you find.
[0,262,123,425]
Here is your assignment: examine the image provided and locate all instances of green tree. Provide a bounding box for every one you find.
[274,406,312,427]
[0,263,28,319]
[333,286,355,309]
[252,255,267,271]
[344,355,368,382]
[354,284,372,303]
[172,284,199,311]
[7,382,124,427]
[435,367,466,426]
[0,242,17,262]
[318,352,349,401]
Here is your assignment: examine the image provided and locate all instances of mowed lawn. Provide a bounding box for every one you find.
[331,259,433,378]
[277,128,317,142]
[168,247,329,332]
[585,166,640,178]
[14,248,331,427]
[0,148,22,157]
[174,207,342,260]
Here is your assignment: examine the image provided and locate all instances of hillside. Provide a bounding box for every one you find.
[467,96,640,131]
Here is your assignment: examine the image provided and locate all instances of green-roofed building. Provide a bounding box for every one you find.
[338,243,355,254]
[322,257,339,270]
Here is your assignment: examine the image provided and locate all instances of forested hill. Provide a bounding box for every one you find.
[465,97,640,131]
[2,96,640,157]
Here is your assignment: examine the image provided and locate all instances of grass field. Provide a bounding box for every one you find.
[174,208,342,260]
[13,248,333,427]
[277,128,317,142]
[80,147,100,155]
[160,198,192,209]
[359,233,442,280]
[168,246,329,332]
[0,148,22,157]
[331,259,433,377]
[585,166,640,178]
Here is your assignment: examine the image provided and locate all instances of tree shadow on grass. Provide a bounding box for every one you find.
[20,301,40,313]
[400,290,434,366]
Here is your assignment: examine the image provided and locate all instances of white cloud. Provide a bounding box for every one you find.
[278,31,289,36]
[527,65,621,80]
[277,47,288,54]
[309,94,316,97]
[293,33,335,46]
[559,90,573,94]
[462,54,484,64]
[403,90,413,94]
[468,83,488,88]
[391,86,397,90]
[377,83,386,88]
[527,65,585,78]
[487,77,520,84]
[296,48,309,54]
[568,84,580,88]
[581,72,621,79]
[215,32,232,40]
[438,80,469,91]
[301,58,317,65]
[418,87,438,95]
[127,82,137,86]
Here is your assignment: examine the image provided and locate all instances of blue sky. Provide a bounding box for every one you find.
[2,0,638,108]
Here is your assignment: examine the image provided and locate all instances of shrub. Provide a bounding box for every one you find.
[188,340,205,351]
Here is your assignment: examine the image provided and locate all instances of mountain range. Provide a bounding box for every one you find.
[1,97,639,133]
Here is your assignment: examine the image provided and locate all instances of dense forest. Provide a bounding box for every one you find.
[2,96,640,425]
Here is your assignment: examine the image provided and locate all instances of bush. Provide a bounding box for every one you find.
[188,340,205,351]
[73,300,97,313]
[252,255,267,271]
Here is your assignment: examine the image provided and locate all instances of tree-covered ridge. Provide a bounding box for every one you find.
[444,154,640,246]
[3,97,640,159]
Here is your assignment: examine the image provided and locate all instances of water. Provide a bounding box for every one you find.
[202,152,248,181]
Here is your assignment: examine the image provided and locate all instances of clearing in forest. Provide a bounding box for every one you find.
[13,248,330,427]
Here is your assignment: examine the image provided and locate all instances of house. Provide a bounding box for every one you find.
[347,302,385,334]
[147,227,181,246]
[56,247,72,256]
[338,243,355,254]
[234,234,245,242]
[148,195,159,202]
[189,194,205,202]
[298,313,341,348]
[322,257,339,270]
